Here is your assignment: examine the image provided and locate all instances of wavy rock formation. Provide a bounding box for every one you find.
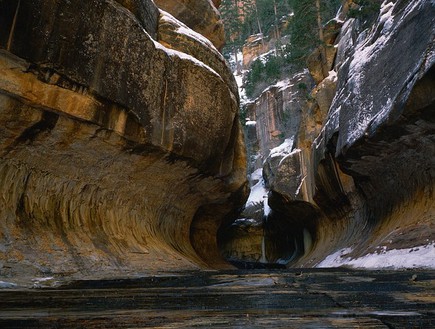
[0,0,247,278]
[222,0,435,267]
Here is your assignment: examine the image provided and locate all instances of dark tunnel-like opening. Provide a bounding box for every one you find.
[217,191,321,268]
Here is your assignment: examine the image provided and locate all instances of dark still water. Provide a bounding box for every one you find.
[0,269,434,328]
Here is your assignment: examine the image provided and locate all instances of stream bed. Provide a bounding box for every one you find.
[0,268,434,328]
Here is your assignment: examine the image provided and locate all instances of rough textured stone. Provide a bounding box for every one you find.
[312,71,338,118]
[242,34,270,68]
[154,0,225,50]
[244,72,314,163]
[219,217,265,263]
[0,0,247,277]
[263,149,305,202]
[306,45,337,84]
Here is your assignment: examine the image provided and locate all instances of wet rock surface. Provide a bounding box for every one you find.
[0,269,433,328]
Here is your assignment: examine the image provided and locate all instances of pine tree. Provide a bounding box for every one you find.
[287,0,340,69]
[220,0,244,72]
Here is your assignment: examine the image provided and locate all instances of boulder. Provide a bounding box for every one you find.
[263,148,305,202]
[157,10,238,98]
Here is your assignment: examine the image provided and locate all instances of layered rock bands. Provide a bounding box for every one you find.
[0,0,247,277]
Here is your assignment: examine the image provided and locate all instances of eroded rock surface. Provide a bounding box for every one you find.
[222,0,435,268]
[0,0,247,277]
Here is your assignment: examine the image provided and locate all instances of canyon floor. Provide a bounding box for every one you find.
[0,268,434,328]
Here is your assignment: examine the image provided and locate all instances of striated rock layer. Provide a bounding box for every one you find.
[222,0,435,267]
[0,0,247,277]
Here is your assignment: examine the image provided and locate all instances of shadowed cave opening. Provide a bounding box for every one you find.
[217,192,320,269]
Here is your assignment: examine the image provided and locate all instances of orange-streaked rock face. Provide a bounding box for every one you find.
[0,0,247,278]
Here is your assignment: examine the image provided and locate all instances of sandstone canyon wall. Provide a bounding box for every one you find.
[0,0,247,278]
[221,0,435,268]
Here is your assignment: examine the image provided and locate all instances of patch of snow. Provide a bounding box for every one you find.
[228,51,243,68]
[31,276,62,288]
[246,176,270,217]
[0,281,17,288]
[379,1,395,33]
[245,120,256,126]
[250,168,263,182]
[317,242,435,269]
[233,218,259,226]
[249,78,294,103]
[327,70,337,83]
[295,175,307,196]
[160,10,219,53]
[151,13,222,79]
[248,33,264,44]
[263,197,271,217]
[275,79,294,92]
[152,39,221,79]
[234,70,249,104]
[269,138,295,158]
[246,178,268,205]
[256,50,275,64]
[234,72,243,88]
[380,1,395,16]
[317,247,354,268]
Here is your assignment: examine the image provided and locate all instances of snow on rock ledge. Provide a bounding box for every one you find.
[327,0,435,154]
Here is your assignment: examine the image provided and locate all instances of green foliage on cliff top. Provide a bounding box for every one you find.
[227,0,341,98]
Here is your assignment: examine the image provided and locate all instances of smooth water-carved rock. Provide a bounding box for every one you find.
[304,0,435,265]
[223,0,435,268]
[0,0,247,277]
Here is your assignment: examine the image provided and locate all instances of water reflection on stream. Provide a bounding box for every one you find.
[0,269,434,328]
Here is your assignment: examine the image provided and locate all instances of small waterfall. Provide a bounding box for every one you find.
[259,234,267,263]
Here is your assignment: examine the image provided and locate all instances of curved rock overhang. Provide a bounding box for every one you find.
[0,0,247,277]
[303,0,435,266]
[219,0,434,268]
